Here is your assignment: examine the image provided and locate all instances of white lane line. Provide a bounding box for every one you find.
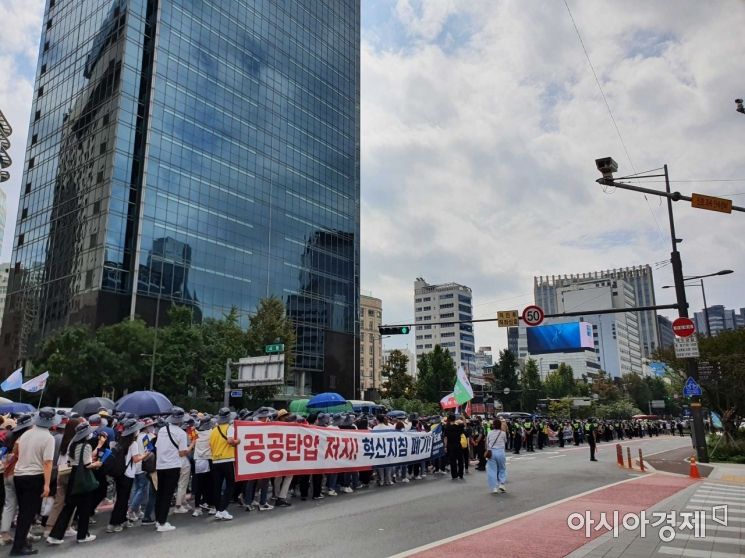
[387,475,652,558]
[659,546,740,558]
[700,484,745,492]
[548,455,567,459]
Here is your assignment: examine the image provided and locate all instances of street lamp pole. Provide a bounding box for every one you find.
[700,280,711,337]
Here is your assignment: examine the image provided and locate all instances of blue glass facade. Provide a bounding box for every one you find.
[1,0,360,396]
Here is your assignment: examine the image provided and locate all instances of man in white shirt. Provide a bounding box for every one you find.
[154,408,194,533]
[12,407,57,556]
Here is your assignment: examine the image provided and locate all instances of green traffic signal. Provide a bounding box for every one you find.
[378,325,411,335]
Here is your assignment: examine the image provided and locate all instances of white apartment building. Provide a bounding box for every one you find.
[414,278,474,370]
[360,295,383,393]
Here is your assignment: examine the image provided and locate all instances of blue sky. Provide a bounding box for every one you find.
[2,0,745,355]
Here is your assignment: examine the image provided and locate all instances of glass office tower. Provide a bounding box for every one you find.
[1,0,361,397]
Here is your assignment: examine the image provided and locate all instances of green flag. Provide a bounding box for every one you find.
[453,366,474,405]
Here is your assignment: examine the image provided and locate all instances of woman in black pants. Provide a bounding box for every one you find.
[47,423,102,545]
[107,419,148,532]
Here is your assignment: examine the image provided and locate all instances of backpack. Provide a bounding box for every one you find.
[102,442,131,478]
[460,433,468,449]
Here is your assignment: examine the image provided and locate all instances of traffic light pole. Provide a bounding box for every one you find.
[596,165,709,462]
[663,165,709,463]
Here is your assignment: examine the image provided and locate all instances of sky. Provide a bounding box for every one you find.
[1,0,744,357]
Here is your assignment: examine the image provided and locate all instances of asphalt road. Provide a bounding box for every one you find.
[38,435,693,558]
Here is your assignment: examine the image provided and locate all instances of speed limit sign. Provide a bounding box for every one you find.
[522,305,545,326]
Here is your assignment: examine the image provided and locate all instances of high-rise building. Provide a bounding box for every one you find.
[360,294,382,395]
[535,265,659,358]
[0,0,361,396]
[0,188,5,252]
[0,263,9,328]
[694,305,745,337]
[414,278,474,370]
[657,315,675,349]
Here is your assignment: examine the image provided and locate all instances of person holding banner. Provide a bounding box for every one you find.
[486,418,508,494]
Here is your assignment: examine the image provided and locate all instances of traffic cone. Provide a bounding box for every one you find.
[689,455,701,479]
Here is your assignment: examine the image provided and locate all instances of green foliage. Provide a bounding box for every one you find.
[491,349,520,410]
[621,373,652,412]
[520,358,543,412]
[591,371,621,402]
[547,398,571,419]
[707,434,745,464]
[381,349,415,399]
[30,297,296,409]
[415,345,456,403]
[382,397,440,417]
[595,398,642,420]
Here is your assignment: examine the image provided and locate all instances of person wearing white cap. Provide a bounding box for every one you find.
[154,408,194,532]
[12,407,58,555]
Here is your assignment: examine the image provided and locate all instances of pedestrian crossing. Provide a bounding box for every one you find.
[658,482,745,557]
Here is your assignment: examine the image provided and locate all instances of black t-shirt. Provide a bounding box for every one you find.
[443,422,464,448]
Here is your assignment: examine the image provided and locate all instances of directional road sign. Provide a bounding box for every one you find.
[230,389,244,398]
[691,193,733,214]
[265,343,285,354]
[522,305,545,326]
[683,376,702,397]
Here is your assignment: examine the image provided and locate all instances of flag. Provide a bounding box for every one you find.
[464,401,472,417]
[440,392,458,409]
[453,366,474,405]
[21,371,49,393]
[1,368,23,392]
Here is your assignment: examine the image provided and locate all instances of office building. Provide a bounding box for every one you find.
[360,295,382,395]
[414,277,474,370]
[0,263,9,328]
[657,315,675,349]
[0,0,361,397]
[383,347,417,380]
[535,265,659,358]
[694,305,745,337]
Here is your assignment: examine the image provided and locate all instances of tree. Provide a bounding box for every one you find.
[155,305,206,402]
[199,307,249,403]
[244,296,297,403]
[491,349,520,411]
[380,349,415,399]
[591,371,621,402]
[547,398,571,419]
[621,373,652,412]
[544,364,575,399]
[96,318,154,396]
[520,358,543,412]
[33,326,119,405]
[595,399,641,420]
[415,345,456,403]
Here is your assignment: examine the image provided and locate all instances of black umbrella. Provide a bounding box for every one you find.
[115,391,173,417]
[71,397,116,416]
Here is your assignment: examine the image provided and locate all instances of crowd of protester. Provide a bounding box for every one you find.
[0,405,682,555]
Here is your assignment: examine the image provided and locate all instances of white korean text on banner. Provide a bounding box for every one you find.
[234,421,445,481]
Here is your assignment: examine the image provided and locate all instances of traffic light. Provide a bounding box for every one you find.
[379,325,411,335]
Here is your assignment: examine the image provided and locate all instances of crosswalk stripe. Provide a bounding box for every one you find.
[699,485,745,494]
[690,496,745,503]
[703,483,745,491]
[659,546,740,558]
[685,505,745,515]
[669,534,743,545]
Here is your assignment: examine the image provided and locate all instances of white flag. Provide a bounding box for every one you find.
[0,368,23,392]
[21,371,49,393]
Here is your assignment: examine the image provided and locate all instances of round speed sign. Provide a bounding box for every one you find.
[522,305,545,326]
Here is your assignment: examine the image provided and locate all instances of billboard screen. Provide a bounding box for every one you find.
[526,322,595,354]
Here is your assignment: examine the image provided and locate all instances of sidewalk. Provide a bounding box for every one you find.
[397,474,696,558]
[569,463,745,558]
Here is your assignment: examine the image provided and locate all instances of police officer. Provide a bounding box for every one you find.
[572,419,582,445]
[586,418,598,461]
[523,418,535,452]
[512,420,523,454]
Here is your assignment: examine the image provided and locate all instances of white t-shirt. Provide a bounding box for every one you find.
[15,427,55,477]
[155,424,187,470]
[485,429,506,452]
[125,438,144,479]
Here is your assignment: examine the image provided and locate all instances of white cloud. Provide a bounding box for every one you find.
[0,0,45,258]
[362,0,745,354]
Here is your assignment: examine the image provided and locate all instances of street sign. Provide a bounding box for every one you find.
[691,193,733,214]
[651,399,665,409]
[683,376,703,397]
[698,361,716,382]
[672,317,695,338]
[522,305,545,327]
[230,389,243,398]
[572,398,592,407]
[235,354,285,387]
[265,343,285,353]
[674,335,700,359]
[497,310,519,327]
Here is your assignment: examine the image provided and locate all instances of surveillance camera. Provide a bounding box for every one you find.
[595,157,618,179]
[736,99,745,114]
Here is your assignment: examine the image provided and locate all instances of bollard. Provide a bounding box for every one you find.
[627,446,632,469]
[616,444,624,467]
[638,448,645,472]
